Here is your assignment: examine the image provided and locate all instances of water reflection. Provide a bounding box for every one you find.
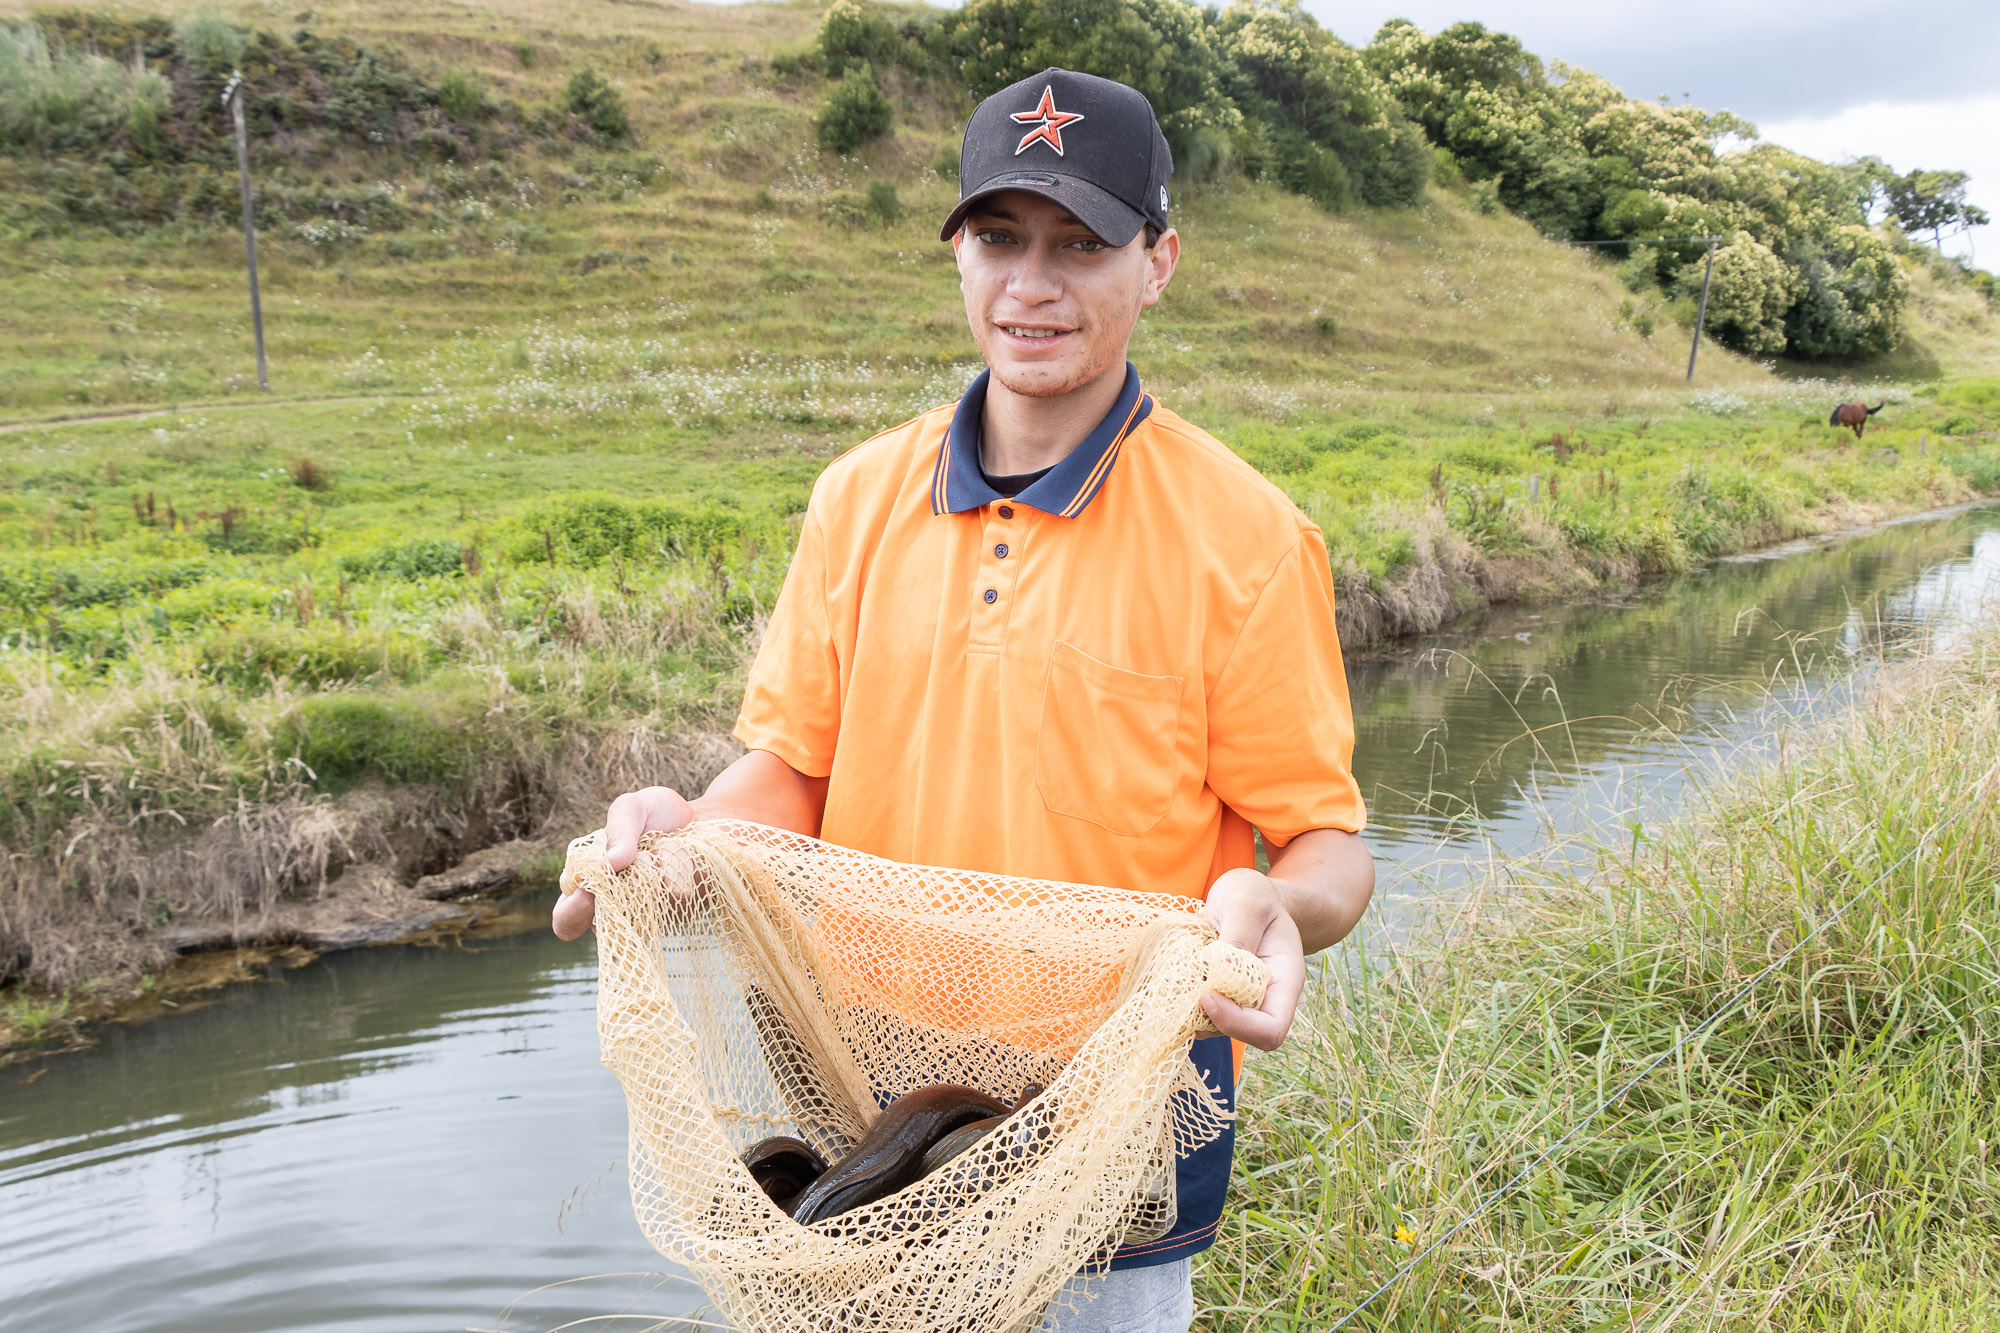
[1352,507,2000,929]
[0,934,709,1333]
[1,504,1995,1331]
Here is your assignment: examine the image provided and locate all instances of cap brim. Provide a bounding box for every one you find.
[938,171,1146,246]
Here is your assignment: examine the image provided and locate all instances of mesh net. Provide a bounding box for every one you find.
[560,819,1269,1333]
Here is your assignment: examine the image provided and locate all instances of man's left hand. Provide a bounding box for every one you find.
[1198,867,1305,1051]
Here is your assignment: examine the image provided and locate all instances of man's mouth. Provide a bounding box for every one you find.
[999,325,1072,341]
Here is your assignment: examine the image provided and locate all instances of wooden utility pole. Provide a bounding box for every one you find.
[1685,237,1716,383]
[221,71,268,392]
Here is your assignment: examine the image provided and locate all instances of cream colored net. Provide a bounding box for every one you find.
[559,819,1269,1333]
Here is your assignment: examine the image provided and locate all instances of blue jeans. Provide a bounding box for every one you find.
[1037,1258,1193,1333]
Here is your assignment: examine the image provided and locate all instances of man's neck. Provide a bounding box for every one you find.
[977,360,1129,477]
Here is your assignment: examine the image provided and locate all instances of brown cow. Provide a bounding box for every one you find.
[1830,400,1886,438]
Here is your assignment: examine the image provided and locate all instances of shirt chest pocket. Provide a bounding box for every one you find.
[1035,641,1184,837]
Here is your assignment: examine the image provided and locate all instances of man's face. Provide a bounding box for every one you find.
[952,191,1179,400]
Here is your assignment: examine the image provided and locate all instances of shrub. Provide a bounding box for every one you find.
[817,65,891,154]
[818,0,901,76]
[509,493,768,567]
[865,178,901,224]
[0,21,169,152]
[1618,245,1659,293]
[436,69,485,119]
[196,622,431,688]
[172,13,242,71]
[0,549,213,619]
[565,67,629,140]
[337,537,466,581]
[289,456,334,491]
[1947,449,2000,490]
[270,681,492,790]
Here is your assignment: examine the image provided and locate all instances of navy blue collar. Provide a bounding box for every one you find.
[930,364,1152,518]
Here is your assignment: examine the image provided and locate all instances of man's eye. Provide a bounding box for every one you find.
[975,230,1012,244]
[1071,238,1105,253]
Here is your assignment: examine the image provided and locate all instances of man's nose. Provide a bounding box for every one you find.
[1004,246,1063,305]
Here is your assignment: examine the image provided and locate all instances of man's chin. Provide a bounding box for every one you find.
[987,358,1110,400]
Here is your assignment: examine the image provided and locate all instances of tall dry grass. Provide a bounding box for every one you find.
[0,561,753,989]
[1204,621,2000,1329]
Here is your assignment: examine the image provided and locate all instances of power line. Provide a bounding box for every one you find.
[1325,765,1997,1331]
[1367,233,1723,249]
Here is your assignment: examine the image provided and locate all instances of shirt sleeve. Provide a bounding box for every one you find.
[1204,529,1366,844]
[733,507,842,778]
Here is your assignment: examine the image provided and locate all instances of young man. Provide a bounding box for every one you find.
[555,68,1374,1331]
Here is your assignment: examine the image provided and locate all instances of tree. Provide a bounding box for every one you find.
[948,0,1239,165]
[1783,226,1907,357]
[1688,231,1794,357]
[564,68,629,140]
[1886,169,1991,251]
[1217,1,1427,209]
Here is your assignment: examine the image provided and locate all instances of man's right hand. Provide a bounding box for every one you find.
[552,785,696,940]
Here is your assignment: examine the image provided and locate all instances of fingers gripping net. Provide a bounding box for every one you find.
[563,820,1269,1333]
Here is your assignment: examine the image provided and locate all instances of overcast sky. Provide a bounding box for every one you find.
[1308,0,1999,263]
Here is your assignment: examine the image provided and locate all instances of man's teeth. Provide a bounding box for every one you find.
[1005,327,1063,339]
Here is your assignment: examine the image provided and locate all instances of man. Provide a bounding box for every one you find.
[555,68,1374,1332]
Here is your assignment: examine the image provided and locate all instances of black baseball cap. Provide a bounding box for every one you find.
[938,68,1173,248]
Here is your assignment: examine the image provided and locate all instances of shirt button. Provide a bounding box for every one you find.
[993,543,1009,559]
[997,505,1014,519]
[982,588,998,604]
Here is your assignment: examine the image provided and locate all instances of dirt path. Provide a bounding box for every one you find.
[0,391,418,434]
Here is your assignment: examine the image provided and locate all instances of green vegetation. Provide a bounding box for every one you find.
[818,62,892,152]
[1206,624,2000,1329]
[0,0,1996,1007]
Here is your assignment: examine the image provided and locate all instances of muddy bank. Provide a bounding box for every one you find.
[1329,491,1998,647]
[1,729,745,1060]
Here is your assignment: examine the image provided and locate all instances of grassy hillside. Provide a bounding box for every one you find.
[1,0,1998,1013]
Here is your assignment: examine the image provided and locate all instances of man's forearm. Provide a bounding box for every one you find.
[688,749,829,837]
[1265,827,1374,955]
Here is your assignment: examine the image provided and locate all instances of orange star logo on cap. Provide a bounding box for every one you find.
[1010,86,1085,157]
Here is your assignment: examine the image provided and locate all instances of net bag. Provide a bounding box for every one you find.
[561,819,1270,1333]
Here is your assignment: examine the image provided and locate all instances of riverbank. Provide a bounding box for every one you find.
[5,489,1997,1071]
[1205,618,2000,1327]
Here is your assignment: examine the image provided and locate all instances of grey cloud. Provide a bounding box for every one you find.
[1310,1,2000,123]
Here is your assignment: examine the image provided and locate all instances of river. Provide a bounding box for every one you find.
[3,504,1997,1332]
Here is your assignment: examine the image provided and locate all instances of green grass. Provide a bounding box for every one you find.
[1202,627,2000,1330]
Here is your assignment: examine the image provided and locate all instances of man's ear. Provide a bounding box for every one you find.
[1140,228,1180,307]
[950,225,966,287]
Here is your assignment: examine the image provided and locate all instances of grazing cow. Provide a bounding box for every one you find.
[1830,400,1886,438]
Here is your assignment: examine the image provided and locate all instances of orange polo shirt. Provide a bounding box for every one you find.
[735,363,1365,897]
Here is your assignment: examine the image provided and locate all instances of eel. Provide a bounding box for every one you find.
[740,1135,829,1214]
[788,1084,1009,1226]
[918,1082,1046,1176]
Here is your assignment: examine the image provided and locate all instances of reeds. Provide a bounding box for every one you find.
[1203,627,2000,1328]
